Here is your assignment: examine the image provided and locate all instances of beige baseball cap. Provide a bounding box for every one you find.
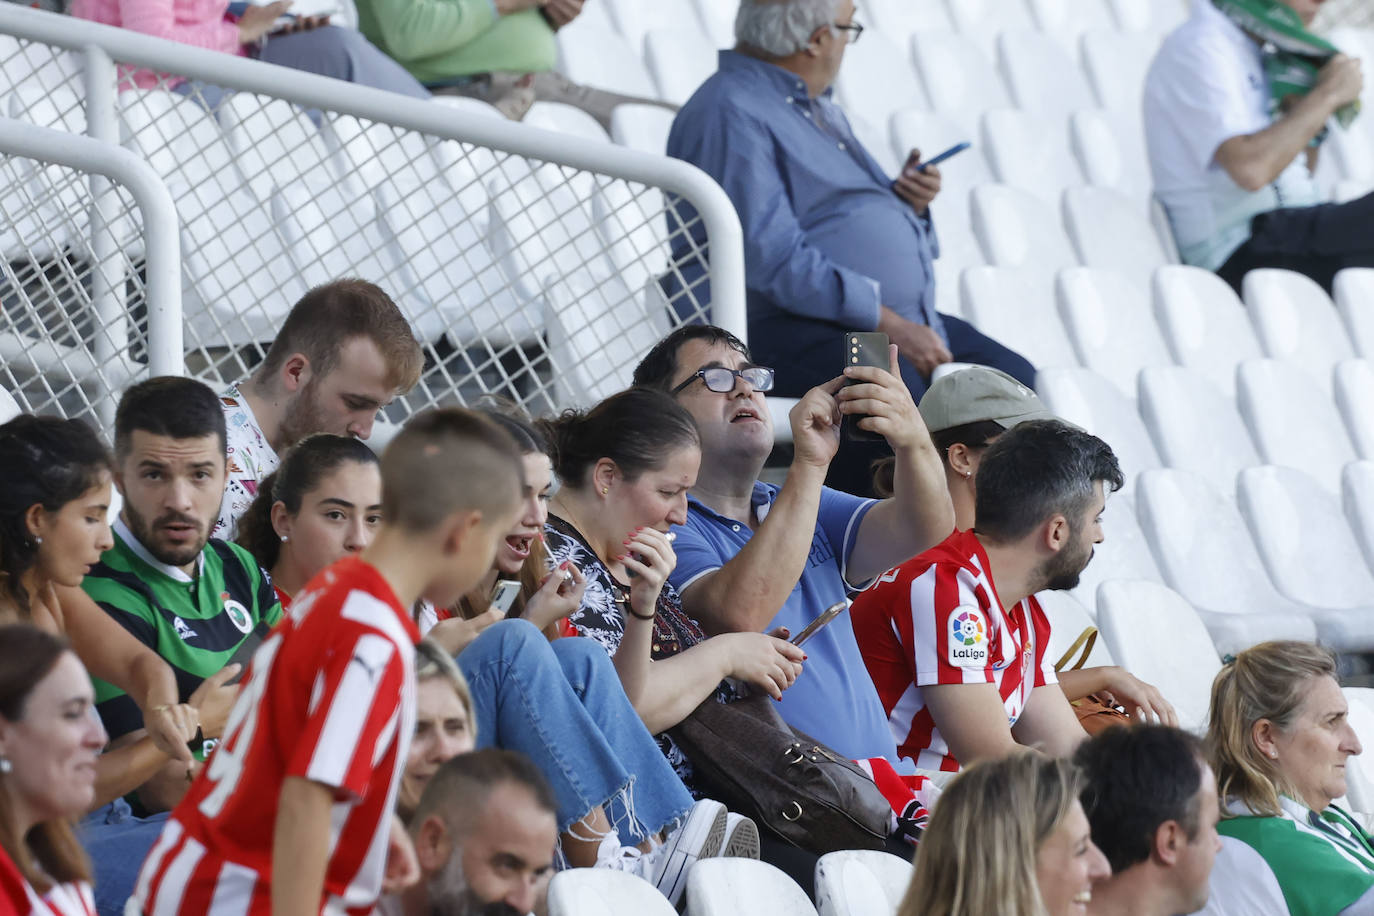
[918,367,1055,433]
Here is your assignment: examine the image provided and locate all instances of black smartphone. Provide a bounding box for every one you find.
[842,331,889,442]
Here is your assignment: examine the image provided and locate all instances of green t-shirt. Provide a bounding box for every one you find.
[1219,797,1374,916]
[85,519,282,754]
[355,0,556,84]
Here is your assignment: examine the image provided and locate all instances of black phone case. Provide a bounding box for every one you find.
[842,331,889,442]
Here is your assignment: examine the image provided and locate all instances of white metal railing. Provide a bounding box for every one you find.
[0,4,745,426]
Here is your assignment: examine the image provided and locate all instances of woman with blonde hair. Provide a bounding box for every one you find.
[1201,641,1372,916]
[899,753,1109,916]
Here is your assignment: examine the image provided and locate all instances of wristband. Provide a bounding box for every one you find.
[626,604,656,621]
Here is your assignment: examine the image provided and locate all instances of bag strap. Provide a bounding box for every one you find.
[1054,626,1098,672]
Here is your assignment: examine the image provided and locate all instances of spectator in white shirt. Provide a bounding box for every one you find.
[1144,0,1368,293]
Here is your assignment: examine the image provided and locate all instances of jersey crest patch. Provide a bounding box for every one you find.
[222,594,252,634]
[947,608,989,667]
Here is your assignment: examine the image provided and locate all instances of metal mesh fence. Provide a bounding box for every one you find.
[0,21,727,433]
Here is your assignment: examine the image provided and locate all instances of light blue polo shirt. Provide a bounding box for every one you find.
[670,481,906,768]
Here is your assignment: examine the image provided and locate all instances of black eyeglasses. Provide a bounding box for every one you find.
[833,20,864,44]
[671,366,776,395]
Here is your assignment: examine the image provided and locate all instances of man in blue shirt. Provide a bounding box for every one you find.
[633,324,954,767]
[664,0,1033,497]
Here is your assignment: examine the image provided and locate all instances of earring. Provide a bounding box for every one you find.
[0,756,11,774]
[963,471,971,479]
[280,535,289,543]
[1270,751,1278,760]
[33,536,42,545]
[601,487,609,496]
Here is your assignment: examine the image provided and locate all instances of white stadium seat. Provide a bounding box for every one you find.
[1138,365,1260,497]
[690,0,735,48]
[1344,461,1374,576]
[1136,468,1320,654]
[911,31,1011,129]
[1036,366,1162,492]
[687,859,817,916]
[524,102,612,142]
[0,387,20,425]
[865,0,954,45]
[1070,494,1163,615]
[1096,579,1222,732]
[1070,108,1153,217]
[970,184,1078,272]
[558,24,660,100]
[1024,0,1117,54]
[941,0,1033,59]
[610,104,676,154]
[834,31,927,135]
[601,0,703,53]
[814,850,913,916]
[1057,267,1173,396]
[1039,589,1112,653]
[1335,267,1374,358]
[1153,265,1263,397]
[960,265,1079,370]
[997,29,1096,121]
[1243,268,1354,396]
[548,868,677,916]
[1236,359,1357,495]
[644,27,716,106]
[1062,186,1171,290]
[1106,0,1188,32]
[1336,359,1374,461]
[980,109,1084,205]
[1079,28,1156,112]
[1238,464,1374,652]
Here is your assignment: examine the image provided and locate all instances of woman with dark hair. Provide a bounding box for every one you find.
[0,415,202,807]
[0,624,110,916]
[542,388,806,787]
[237,434,381,607]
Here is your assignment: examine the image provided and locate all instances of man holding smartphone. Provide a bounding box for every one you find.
[633,324,952,767]
[663,0,1034,496]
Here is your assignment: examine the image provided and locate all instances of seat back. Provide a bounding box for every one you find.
[1038,590,1115,663]
[981,109,1083,205]
[1079,28,1155,111]
[1138,365,1259,496]
[960,265,1078,369]
[941,0,1034,58]
[1070,494,1162,613]
[548,868,678,916]
[1070,108,1153,217]
[1243,268,1354,396]
[1153,265,1264,398]
[645,27,717,106]
[1097,579,1223,732]
[1036,367,1162,492]
[814,850,914,916]
[835,31,928,133]
[1342,461,1374,577]
[912,30,1011,116]
[970,184,1077,271]
[1336,359,1374,461]
[1238,465,1374,609]
[686,859,818,916]
[997,29,1096,120]
[1058,267,1172,395]
[1063,186,1170,289]
[610,104,676,154]
[1335,267,1374,359]
[1236,359,1357,495]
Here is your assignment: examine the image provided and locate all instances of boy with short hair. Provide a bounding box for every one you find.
[133,408,525,916]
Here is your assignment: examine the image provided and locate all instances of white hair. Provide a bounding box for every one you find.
[734,0,846,57]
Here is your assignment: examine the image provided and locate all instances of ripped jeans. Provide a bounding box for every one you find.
[457,619,694,848]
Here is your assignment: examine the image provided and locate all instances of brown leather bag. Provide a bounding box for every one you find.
[1054,627,1132,735]
[668,693,891,854]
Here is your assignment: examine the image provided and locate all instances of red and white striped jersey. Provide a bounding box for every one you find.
[851,528,1056,773]
[133,556,420,916]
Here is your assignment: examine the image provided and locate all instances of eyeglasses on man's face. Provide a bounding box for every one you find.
[671,366,777,395]
[832,20,864,44]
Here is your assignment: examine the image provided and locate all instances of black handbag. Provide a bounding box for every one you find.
[668,693,892,854]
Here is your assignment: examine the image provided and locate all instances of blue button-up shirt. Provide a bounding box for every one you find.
[666,50,944,341]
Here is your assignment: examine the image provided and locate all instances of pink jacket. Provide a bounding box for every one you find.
[70,0,245,88]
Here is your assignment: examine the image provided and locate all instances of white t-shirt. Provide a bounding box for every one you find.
[1143,0,1322,270]
[214,385,279,542]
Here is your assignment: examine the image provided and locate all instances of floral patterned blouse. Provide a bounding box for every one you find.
[544,515,736,793]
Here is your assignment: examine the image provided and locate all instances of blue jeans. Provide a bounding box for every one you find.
[80,799,170,916]
[457,620,693,846]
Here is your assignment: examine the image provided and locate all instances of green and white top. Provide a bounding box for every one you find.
[1201,796,1374,916]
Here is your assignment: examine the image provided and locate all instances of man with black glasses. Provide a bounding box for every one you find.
[633,325,952,765]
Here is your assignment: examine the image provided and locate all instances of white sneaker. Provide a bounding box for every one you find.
[719,812,760,859]
[593,799,727,907]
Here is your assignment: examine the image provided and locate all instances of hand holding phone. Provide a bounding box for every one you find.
[842,331,890,442]
[791,601,848,648]
[908,141,971,175]
[489,579,521,617]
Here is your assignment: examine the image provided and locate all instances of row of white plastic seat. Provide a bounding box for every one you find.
[549,850,912,916]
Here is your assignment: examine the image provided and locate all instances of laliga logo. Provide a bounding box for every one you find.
[948,609,988,667]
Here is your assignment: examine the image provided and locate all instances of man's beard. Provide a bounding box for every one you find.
[1039,536,1094,593]
[278,380,331,450]
[427,852,523,916]
[123,499,207,568]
